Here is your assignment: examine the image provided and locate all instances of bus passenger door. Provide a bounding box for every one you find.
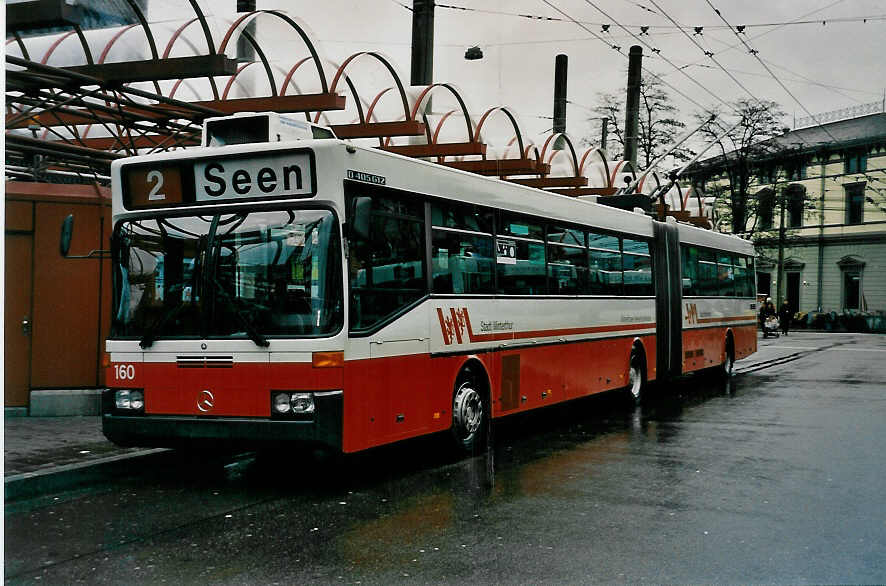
[367,309,431,441]
[652,222,682,381]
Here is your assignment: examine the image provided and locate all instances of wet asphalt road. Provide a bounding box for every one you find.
[6,332,886,584]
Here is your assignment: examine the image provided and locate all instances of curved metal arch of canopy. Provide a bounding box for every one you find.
[410,83,475,142]
[322,51,412,128]
[162,17,220,100]
[578,148,612,189]
[474,106,526,160]
[217,9,328,95]
[40,27,95,65]
[637,170,661,195]
[609,160,638,189]
[539,132,580,176]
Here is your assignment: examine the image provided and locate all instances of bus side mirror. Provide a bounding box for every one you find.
[350,197,372,242]
[60,214,74,257]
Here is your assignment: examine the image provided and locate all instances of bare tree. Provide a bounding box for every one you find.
[587,76,693,168]
[692,99,790,235]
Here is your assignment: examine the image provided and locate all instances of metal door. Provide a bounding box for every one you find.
[4,232,34,407]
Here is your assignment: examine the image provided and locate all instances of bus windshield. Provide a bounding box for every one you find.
[112,209,342,345]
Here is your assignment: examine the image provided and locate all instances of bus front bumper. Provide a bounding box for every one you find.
[101,391,343,452]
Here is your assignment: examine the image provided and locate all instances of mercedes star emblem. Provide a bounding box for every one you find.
[197,389,215,412]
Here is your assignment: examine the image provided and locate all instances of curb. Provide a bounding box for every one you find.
[4,448,174,502]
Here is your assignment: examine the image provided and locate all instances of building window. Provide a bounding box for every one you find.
[786,164,807,181]
[844,182,865,225]
[845,151,867,174]
[786,185,805,228]
[756,166,775,185]
[756,188,775,230]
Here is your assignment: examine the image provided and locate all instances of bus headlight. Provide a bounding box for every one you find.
[129,390,144,410]
[290,393,315,414]
[270,391,317,418]
[272,392,292,414]
[115,389,144,412]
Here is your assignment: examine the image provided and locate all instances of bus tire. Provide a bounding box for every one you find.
[450,367,488,454]
[628,347,647,405]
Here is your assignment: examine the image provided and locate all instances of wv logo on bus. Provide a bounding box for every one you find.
[685,302,699,325]
[437,307,471,345]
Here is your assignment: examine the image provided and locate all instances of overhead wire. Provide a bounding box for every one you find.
[432,1,881,32]
[646,0,761,105]
[702,0,842,147]
[674,62,881,101]
[667,0,848,76]
[538,0,719,118]
[573,0,770,124]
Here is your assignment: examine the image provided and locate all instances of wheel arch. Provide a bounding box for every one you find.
[453,355,492,396]
[631,337,649,369]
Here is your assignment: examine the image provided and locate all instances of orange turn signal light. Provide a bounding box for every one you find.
[312,351,344,368]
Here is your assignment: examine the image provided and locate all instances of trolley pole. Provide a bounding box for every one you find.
[623,45,642,168]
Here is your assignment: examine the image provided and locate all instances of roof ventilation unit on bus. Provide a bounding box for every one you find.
[202,112,337,147]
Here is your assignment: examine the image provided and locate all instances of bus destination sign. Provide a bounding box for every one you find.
[122,150,316,210]
[194,152,313,201]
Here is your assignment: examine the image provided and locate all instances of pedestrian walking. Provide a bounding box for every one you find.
[779,301,792,336]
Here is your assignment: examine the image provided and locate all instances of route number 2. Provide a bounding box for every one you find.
[146,170,166,201]
[114,364,136,380]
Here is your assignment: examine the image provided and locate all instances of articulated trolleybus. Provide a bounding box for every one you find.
[104,112,757,454]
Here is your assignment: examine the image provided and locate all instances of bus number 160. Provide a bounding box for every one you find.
[114,364,136,381]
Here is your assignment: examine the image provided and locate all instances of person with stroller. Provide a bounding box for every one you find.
[759,297,778,338]
[779,301,792,336]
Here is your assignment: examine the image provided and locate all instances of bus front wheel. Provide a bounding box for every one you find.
[451,368,488,454]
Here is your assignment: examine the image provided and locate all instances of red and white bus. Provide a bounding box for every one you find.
[101,112,757,454]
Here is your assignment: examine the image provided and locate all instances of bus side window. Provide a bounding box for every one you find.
[431,202,494,294]
[622,238,653,296]
[497,214,546,295]
[734,255,754,298]
[587,231,622,296]
[547,226,587,295]
[681,245,698,296]
[697,248,718,296]
[717,252,735,297]
[347,192,426,331]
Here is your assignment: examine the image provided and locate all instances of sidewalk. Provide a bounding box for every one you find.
[4,415,169,501]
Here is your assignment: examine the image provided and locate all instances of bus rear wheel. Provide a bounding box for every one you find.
[451,369,488,454]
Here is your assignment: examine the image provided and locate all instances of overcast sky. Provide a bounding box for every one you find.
[11,0,886,154]
[238,0,886,141]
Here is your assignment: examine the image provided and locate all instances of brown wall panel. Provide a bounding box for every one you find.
[5,200,33,232]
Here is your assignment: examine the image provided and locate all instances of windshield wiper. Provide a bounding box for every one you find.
[210,277,270,348]
[139,302,186,349]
